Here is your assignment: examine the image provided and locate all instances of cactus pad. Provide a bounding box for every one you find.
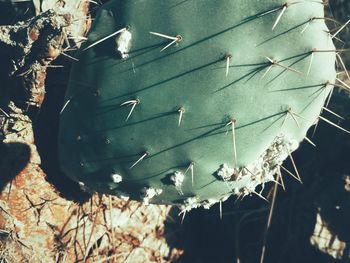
[59,0,336,209]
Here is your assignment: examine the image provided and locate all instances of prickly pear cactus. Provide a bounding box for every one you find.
[59,0,336,209]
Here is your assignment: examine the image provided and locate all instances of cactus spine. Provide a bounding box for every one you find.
[59,0,337,210]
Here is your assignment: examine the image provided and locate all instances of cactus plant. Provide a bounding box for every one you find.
[59,0,338,209]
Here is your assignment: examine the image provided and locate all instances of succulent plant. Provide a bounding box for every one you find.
[59,0,338,210]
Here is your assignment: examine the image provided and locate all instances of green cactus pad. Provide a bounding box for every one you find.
[59,0,336,208]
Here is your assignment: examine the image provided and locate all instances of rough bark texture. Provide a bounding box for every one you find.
[0,1,182,262]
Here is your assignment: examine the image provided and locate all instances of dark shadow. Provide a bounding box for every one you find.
[90,110,175,131]
[0,2,35,26]
[83,2,291,80]
[0,7,33,194]
[256,19,310,47]
[0,42,22,109]
[273,83,326,92]
[83,41,163,69]
[307,92,350,260]
[33,56,91,203]
[215,64,268,92]
[168,92,350,263]
[101,58,222,101]
[0,142,31,191]
[265,52,310,86]
[0,6,50,113]
[162,206,186,262]
[167,196,271,263]
[169,0,191,9]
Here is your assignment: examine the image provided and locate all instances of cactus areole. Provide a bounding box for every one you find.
[59,0,336,209]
